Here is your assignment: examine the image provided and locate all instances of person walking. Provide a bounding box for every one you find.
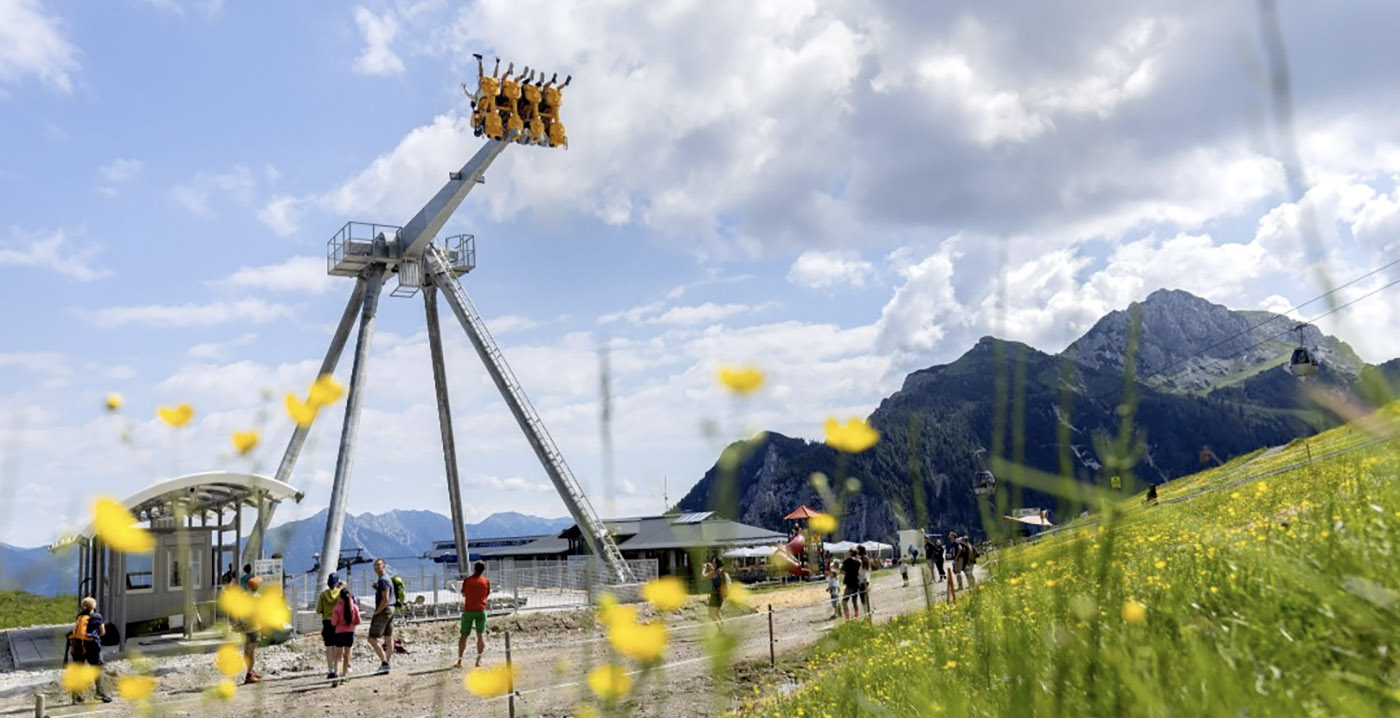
[840,548,862,620]
[959,536,979,587]
[856,545,873,618]
[898,557,909,587]
[65,597,112,703]
[456,561,490,668]
[235,576,264,684]
[330,585,361,686]
[932,537,947,583]
[947,532,967,591]
[702,557,730,623]
[826,561,841,619]
[316,573,343,681]
[367,559,395,674]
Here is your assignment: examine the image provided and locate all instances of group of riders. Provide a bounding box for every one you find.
[464,55,570,148]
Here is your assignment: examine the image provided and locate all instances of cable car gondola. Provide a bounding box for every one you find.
[1288,323,1319,378]
[972,448,996,496]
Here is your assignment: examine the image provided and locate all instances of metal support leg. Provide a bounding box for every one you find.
[243,280,368,565]
[316,265,385,593]
[425,286,471,578]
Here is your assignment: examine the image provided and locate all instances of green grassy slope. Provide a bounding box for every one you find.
[0,590,77,630]
[741,403,1400,717]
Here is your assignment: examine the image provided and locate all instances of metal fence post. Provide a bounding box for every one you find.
[433,574,440,619]
[33,694,44,718]
[767,604,775,667]
[505,630,516,718]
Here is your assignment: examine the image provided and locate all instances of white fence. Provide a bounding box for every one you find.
[287,558,658,622]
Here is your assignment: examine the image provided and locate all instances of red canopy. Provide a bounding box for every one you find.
[783,505,820,520]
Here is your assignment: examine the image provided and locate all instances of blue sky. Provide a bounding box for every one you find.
[3,0,1400,546]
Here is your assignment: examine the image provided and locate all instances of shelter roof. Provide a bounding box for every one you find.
[57,471,303,547]
[782,506,820,520]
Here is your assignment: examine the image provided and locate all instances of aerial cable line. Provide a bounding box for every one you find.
[1071,256,1400,404]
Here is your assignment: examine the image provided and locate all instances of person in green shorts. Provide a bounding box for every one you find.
[455,561,490,668]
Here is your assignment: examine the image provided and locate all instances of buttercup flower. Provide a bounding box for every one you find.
[1121,599,1147,624]
[587,664,632,700]
[62,663,100,694]
[117,675,156,700]
[218,587,254,621]
[232,430,259,455]
[307,374,345,407]
[105,393,123,411]
[211,680,236,701]
[824,417,880,453]
[642,576,688,611]
[609,618,667,662]
[809,512,838,534]
[92,497,154,553]
[284,394,317,428]
[717,365,764,395]
[464,663,517,698]
[215,643,245,677]
[157,404,194,427]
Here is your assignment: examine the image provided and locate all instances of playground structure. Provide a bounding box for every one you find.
[242,60,635,593]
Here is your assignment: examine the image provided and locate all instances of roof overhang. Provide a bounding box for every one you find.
[57,471,304,548]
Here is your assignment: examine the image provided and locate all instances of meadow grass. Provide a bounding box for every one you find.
[740,402,1400,717]
[0,591,77,630]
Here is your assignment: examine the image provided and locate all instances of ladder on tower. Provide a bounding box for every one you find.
[423,247,635,584]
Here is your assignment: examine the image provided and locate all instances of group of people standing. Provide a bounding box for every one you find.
[313,558,404,686]
[826,545,877,620]
[924,532,978,600]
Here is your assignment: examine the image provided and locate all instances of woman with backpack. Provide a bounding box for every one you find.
[702,557,730,624]
[330,585,362,686]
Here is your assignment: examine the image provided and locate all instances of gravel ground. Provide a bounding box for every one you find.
[0,567,975,717]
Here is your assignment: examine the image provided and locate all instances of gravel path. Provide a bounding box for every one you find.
[0,567,972,718]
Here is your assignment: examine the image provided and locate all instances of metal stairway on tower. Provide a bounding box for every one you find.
[423,247,633,583]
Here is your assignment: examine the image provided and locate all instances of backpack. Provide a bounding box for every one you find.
[70,613,90,641]
[391,575,407,609]
[965,542,979,565]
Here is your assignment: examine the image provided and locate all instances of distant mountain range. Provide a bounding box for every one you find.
[0,512,571,597]
[677,289,1400,543]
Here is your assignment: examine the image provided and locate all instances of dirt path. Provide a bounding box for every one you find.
[3,568,969,718]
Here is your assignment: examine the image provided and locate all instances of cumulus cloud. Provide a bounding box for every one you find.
[213,255,337,295]
[0,0,80,94]
[169,165,257,217]
[86,298,295,327]
[0,227,107,280]
[787,250,874,289]
[352,7,404,77]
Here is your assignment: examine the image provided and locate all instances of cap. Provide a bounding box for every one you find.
[328,573,341,589]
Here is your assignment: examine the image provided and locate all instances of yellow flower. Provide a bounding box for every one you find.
[62,663,100,694]
[1121,599,1147,625]
[642,576,688,611]
[117,675,156,700]
[717,365,764,395]
[725,581,751,607]
[211,679,236,701]
[308,374,345,407]
[215,643,245,677]
[157,404,194,427]
[232,430,259,455]
[609,619,668,662]
[597,596,638,629]
[104,393,123,411]
[92,497,154,553]
[284,394,318,428]
[218,586,255,621]
[823,417,880,453]
[944,660,958,669]
[809,512,838,534]
[252,587,290,634]
[587,664,632,701]
[464,663,517,698]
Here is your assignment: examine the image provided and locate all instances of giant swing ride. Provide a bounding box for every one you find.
[244,57,635,589]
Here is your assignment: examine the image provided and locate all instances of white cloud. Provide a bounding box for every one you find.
[0,227,107,280]
[169,165,256,217]
[651,303,757,326]
[96,158,142,197]
[213,255,337,295]
[0,0,80,94]
[86,298,295,327]
[352,7,405,77]
[135,0,224,18]
[486,314,540,334]
[787,250,874,289]
[187,333,258,359]
[257,195,303,236]
[0,351,70,388]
